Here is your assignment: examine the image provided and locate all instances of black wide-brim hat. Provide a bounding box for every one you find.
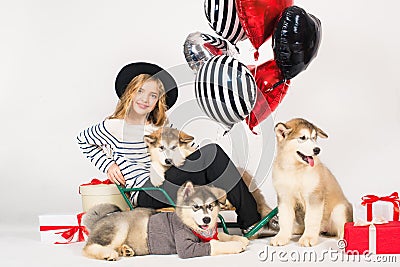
[115,62,178,109]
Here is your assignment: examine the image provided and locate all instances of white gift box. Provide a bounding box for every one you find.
[353,202,393,222]
[38,213,88,244]
[79,183,130,212]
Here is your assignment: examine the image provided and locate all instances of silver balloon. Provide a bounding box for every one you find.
[183,32,238,73]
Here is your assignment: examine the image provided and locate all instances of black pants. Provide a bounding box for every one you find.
[137,143,261,229]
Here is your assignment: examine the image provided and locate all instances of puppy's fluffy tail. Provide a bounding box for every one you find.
[83,203,121,231]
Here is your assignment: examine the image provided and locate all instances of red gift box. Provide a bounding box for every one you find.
[344,192,400,254]
[344,221,400,254]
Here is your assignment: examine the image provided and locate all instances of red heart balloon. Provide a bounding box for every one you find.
[235,0,293,60]
[246,60,290,132]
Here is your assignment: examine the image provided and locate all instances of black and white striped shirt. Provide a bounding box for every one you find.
[77,119,158,205]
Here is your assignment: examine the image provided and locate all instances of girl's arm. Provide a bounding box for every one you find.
[76,122,115,174]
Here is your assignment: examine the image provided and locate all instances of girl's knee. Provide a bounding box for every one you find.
[201,143,230,165]
[202,143,224,153]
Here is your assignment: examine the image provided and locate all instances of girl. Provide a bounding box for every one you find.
[77,62,278,235]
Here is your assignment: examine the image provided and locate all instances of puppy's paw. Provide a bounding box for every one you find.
[229,235,250,247]
[298,235,319,247]
[118,244,134,257]
[150,166,165,187]
[104,250,119,261]
[210,240,245,255]
[237,236,250,247]
[270,234,290,246]
[229,241,246,253]
[150,176,164,187]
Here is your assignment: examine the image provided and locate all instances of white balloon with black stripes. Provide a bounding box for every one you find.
[195,55,256,132]
[204,0,247,45]
[200,33,238,56]
[183,32,238,73]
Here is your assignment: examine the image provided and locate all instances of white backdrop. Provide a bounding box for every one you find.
[1,0,399,227]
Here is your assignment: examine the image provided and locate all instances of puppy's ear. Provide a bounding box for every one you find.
[275,123,292,141]
[316,127,328,139]
[144,134,157,145]
[209,187,227,205]
[179,131,194,144]
[180,181,195,200]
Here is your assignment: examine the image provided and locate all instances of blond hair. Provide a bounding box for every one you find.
[109,74,168,126]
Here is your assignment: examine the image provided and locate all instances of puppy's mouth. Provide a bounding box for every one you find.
[297,151,315,167]
[198,224,210,230]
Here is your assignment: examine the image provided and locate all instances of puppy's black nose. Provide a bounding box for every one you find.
[313,147,320,155]
[165,159,172,165]
[203,217,211,224]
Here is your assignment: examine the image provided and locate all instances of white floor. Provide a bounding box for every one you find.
[2,225,399,267]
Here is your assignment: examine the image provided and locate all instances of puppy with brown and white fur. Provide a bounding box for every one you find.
[270,118,352,247]
[144,127,279,238]
[144,127,196,187]
[82,181,249,260]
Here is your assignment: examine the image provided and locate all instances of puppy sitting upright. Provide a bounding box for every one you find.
[270,118,352,247]
[144,127,196,187]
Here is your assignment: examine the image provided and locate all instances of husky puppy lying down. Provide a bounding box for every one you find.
[82,182,249,260]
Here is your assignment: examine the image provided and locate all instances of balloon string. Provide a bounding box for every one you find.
[271,79,290,121]
[215,127,224,142]
[264,79,286,92]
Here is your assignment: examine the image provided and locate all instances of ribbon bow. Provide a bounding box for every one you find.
[40,213,89,244]
[79,178,113,194]
[361,192,400,221]
[80,178,113,186]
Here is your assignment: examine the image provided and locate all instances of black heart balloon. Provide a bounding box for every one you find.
[272,6,322,80]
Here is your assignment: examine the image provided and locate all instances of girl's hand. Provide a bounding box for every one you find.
[107,163,125,186]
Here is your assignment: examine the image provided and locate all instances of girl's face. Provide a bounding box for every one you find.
[130,80,160,118]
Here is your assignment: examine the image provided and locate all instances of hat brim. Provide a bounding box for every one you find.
[115,62,178,109]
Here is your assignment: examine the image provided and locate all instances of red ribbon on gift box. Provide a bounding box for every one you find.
[40,212,89,244]
[79,178,113,194]
[361,192,400,221]
[80,178,113,186]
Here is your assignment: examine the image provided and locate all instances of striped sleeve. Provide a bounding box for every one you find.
[76,121,114,173]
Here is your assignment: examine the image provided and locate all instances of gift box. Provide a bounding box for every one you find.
[344,192,400,254]
[79,178,130,211]
[39,213,88,244]
[344,221,400,254]
[353,202,393,222]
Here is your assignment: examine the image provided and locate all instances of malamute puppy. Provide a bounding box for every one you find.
[270,118,352,247]
[144,127,196,187]
[82,181,249,260]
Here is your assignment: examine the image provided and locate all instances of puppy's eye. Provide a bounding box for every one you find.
[171,145,177,150]
[159,146,165,150]
[298,136,307,143]
[192,204,200,211]
[207,204,214,211]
